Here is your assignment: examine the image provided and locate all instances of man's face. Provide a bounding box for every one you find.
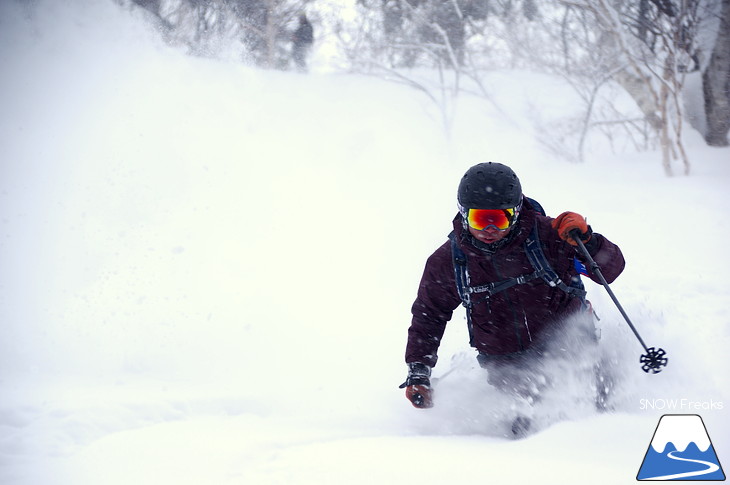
[468,224,512,244]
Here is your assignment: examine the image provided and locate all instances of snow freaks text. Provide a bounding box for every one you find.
[639,399,724,411]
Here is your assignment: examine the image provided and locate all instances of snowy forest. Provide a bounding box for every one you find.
[123,0,730,174]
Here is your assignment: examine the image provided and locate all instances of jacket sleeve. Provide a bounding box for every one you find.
[579,233,625,284]
[405,243,463,368]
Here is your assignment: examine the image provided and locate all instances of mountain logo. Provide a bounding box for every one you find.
[637,414,725,481]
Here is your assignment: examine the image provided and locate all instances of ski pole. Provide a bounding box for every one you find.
[570,230,668,374]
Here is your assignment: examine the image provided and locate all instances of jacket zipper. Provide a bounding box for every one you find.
[490,254,524,352]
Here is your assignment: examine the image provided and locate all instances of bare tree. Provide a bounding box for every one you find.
[703,0,730,146]
[554,0,700,175]
[351,0,509,69]
[125,0,312,68]
[337,0,539,133]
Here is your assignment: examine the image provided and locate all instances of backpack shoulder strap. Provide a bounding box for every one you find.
[525,196,546,216]
[524,224,587,301]
[448,231,470,307]
[448,231,476,346]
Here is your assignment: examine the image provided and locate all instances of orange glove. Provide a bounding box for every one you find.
[399,363,434,408]
[405,385,434,408]
[551,211,591,246]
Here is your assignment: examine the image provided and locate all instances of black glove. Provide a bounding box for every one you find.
[398,362,433,408]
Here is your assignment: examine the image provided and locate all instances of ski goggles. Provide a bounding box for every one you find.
[465,207,519,231]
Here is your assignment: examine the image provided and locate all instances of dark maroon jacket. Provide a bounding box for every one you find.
[406,198,625,367]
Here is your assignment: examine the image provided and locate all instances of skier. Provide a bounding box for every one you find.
[400,162,625,435]
[291,13,313,71]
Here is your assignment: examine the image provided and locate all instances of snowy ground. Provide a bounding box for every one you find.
[1,1,728,484]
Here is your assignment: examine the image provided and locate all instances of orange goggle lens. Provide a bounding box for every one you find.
[467,208,517,231]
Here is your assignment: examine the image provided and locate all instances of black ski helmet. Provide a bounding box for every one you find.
[457,162,522,211]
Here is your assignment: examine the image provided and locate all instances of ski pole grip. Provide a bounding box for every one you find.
[569,228,584,244]
[569,229,593,259]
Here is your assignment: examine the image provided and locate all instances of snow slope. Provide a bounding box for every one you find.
[1,1,728,484]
